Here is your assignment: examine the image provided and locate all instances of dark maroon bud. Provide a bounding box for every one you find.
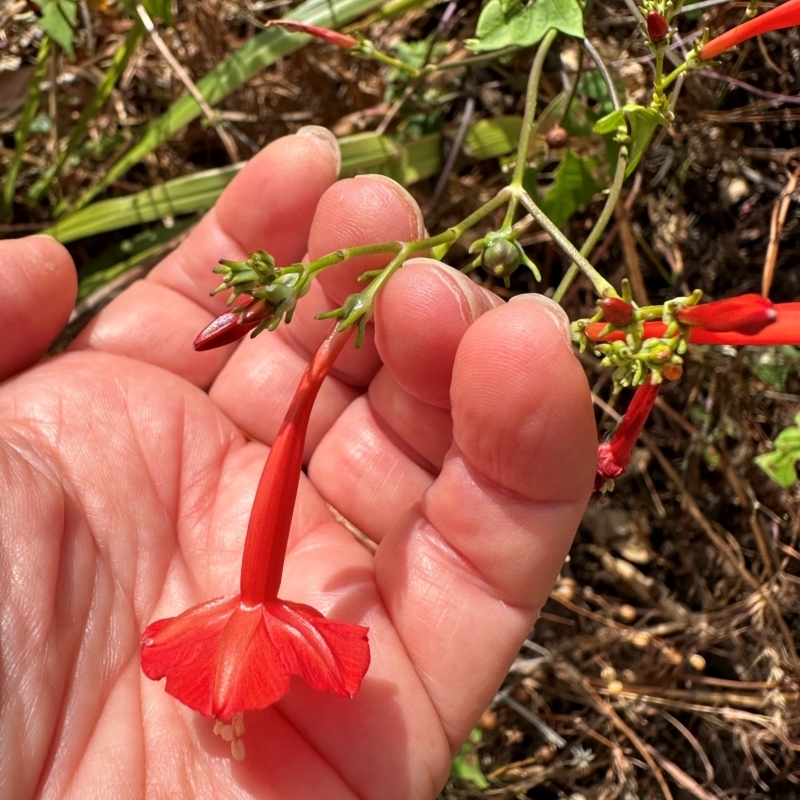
[646,11,668,43]
[193,311,258,351]
[601,297,635,327]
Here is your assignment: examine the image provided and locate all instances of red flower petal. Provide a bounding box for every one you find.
[594,380,660,492]
[141,595,370,720]
[675,294,777,334]
[585,302,800,346]
[701,0,800,60]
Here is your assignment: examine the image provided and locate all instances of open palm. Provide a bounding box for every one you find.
[0,131,596,800]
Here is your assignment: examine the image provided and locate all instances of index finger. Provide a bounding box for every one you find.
[69,128,341,386]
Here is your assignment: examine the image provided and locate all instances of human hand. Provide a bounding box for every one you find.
[0,128,596,799]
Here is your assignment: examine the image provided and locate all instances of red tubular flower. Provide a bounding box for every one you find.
[674,294,777,334]
[142,323,369,757]
[595,379,661,492]
[701,0,800,60]
[267,20,358,50]
[585,302,800,347]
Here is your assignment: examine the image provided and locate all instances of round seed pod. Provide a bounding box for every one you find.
[482,238,522,277]
[545,125,569,148]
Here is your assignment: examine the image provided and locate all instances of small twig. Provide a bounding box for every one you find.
[615,203,649,306]
[325,503,376,554]
[496,690,567,748]
[135,4,239,164]
[762,165,800,297]
[583,681,675,800]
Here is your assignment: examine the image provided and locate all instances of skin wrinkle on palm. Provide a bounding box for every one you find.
[0,133,596,799]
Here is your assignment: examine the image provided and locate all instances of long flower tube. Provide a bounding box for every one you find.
[701,0,800,60]
[595,379,661,492]
[586,302,800,347]
[141,323,369,759]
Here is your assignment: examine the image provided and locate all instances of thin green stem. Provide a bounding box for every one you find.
[1,36,49,221]
[657,59,692,92]
[519,191,618,299]
[29,19,146,203]
[503,28,558,229]
[552,145,629,303]
[426,46,521,73]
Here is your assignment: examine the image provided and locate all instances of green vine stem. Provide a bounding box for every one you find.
[518,191,618,298]
[551,143,629,304]
[502,27,559,229]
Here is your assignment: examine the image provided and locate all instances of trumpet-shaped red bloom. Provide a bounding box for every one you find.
[142,324,369,754]
[701,0,800,60]
[585,301,800,347]
[595,379,661,492]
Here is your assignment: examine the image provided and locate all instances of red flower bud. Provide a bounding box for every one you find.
[675,294,777,335]
[601,297,635,327]
[585,301,800,347]
[701,0,800,60]
[193,310,258,351]
[647,11,668,43]
[267,20,358,50]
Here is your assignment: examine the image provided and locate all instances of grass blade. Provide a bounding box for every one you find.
[1,36,50,222]
[29,18,147,203]
[67,0,386,214]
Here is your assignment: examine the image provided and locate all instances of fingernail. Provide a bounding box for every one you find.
[296,125,341,175]
[30,233,57,242]
[509,293,574,351]
[354,174,425,238]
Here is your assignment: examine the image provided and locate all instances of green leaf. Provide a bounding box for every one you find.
[39,0,78,60]
[755,414,800,489]
[592,108,624,135]
[624,104,666,176]
[450,726,489,789]
[141,0,173,25]
[537,149,602,228]
[468,0,584,53]
[462,116,523,159]
[746,345,800,392]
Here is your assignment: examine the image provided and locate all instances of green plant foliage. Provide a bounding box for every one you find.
[449,726,489,789]
[534,149,603,228]
[467,0,584,53]
[67,0,386,212]
[755,414,800,489]
[746,345,800,392]
[624,105,664,175]
[141,0,173,25]
[39,0,78,59]
[593,104,667,175]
